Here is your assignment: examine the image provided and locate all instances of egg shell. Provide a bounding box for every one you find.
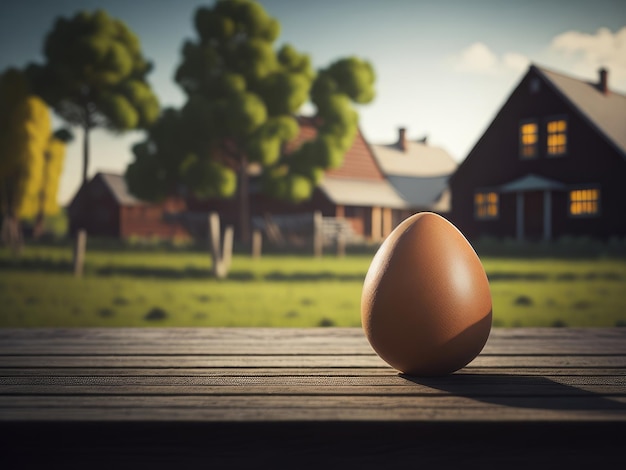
[361,212,492,376]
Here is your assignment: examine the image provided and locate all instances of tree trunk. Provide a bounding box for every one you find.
[5,214,22,254]
[82,123,90,184]
[238,154,250,244]
[73,119,91,278]
[0,181,22,253]
[32,213,45,240]
[1,181,9,246]
[33,150,51,239]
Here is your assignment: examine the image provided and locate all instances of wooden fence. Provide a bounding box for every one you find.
[252,211,362,257]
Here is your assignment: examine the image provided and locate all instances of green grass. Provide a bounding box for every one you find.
[1,245,625,327]
[482,258,626,327]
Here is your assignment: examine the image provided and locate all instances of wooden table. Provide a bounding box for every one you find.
[1,327,625,468]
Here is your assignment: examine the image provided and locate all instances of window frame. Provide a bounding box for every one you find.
[568,186,601,218]
[545,115,569,158]
[474,190,500,220]
[519,118,539,160]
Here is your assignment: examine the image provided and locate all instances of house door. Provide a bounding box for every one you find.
[524,191,543,240]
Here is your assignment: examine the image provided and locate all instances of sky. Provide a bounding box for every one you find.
[1,0,625,205]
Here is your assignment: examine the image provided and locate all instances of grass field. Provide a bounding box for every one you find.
[1,244,626,327]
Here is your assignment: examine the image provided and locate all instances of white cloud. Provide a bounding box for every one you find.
[453,42,498,73]
[449,42,529,75]
[548,26,626,86]
[502,52,530,72]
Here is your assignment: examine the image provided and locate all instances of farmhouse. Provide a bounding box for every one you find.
[448,65,626,241]
[68,122,459,245]
[68,172,189,240]
[371,128,457,214]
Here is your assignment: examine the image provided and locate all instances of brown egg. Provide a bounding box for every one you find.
[361,212,492,376]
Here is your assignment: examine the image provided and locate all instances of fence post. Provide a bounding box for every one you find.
[336,227,346,258]
[313,211,323,258]
[252,229,262,259]
[222,225,234,271]
[73,229,87,278]
[209,212,231,279]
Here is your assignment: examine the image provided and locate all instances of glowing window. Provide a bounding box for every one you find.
[519,122,538,158]
[475,192,499,219]
[547,119,567,155]
[569,189,600,216]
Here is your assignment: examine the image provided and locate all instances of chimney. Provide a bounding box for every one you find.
[397,127,407,152]
[599,68,609,95]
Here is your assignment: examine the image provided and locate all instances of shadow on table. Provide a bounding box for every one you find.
[400,373,626,411]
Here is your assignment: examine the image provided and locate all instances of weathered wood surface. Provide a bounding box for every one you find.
[1,327,625,468]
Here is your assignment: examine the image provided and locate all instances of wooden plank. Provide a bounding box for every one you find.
[1,327,625,355]
[0,367,396,377]
[3,341,626,355]
[0,326,615,342]
[2,383,624,397]
[1,354,625,368]
[1,367,624,377]
[1,374,624,391]
[2,395,626,422]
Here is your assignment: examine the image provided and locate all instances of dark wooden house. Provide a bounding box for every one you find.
[68,173,189,240]
[449,65,626,241]
[188,117,408,242]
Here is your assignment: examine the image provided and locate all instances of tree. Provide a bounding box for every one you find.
[0,68,52,249]
[125,0,375,243]
[27,9,160,187]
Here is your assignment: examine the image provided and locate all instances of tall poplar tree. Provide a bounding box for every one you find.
[0,68,52,249]
[126,0,375,242]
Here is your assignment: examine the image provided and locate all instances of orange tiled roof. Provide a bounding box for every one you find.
[287,116,385,181]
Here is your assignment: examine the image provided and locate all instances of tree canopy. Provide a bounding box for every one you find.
[125,0,375,241]
[27,9,160,184]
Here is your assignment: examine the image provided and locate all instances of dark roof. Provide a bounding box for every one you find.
[534,64,626,157]
[495,173,568,193]
[97,173,144,206]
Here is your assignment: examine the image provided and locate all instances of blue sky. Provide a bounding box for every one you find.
[1,0,625,204]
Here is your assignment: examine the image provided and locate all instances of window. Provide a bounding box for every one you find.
[475,192,499,219]
[519,121,538,158]
[569,188,600,217]
[546,118,567,156]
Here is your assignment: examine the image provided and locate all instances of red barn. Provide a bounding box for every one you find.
[68,172,189,240]
[449,65,626,241]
